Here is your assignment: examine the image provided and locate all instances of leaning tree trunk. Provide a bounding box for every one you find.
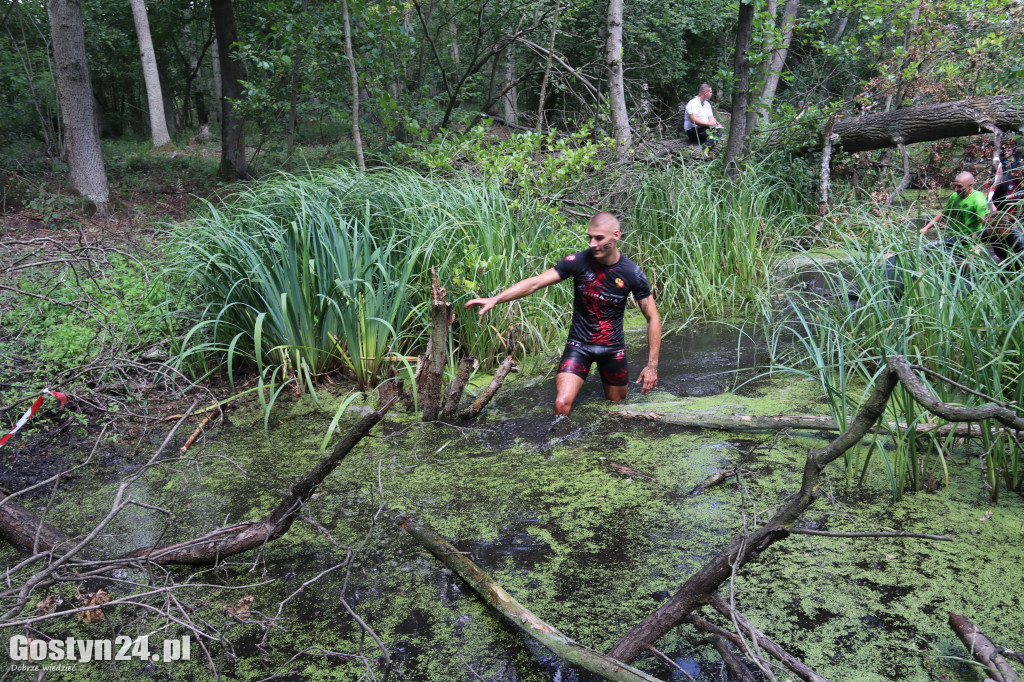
[46,0,109,215]
[752,0,799,128]
[129,0,171,149]
[831,93,1024,153]
[341,0,366,171]
[211,0,248,181]
[605,0,630,161]
[723,0,755,178]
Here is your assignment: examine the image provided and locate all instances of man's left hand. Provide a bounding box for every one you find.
[636,365,658,394]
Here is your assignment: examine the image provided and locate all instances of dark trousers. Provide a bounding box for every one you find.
[686,125,715,146]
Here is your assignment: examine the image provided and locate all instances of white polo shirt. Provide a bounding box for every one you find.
[684,97,713,131]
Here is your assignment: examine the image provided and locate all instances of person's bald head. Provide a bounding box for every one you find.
[587,212,621,262]
[590,212,620,232]
[953,172,976,198]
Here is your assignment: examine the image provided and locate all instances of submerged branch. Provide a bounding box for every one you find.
[397,513,666,682]
[788,529,952,541]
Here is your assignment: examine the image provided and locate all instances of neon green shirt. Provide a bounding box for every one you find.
[942,190,990,238]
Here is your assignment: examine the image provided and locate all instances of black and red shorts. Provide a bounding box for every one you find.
[557,340,629,386]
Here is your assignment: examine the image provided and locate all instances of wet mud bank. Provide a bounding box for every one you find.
[1,323,1022,681]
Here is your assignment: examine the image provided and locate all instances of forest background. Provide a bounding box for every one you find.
[2,0,1024,680]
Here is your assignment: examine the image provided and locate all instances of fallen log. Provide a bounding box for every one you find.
[397,513,666,682]
[688,467,744,496]
[948,613,1022,682]
[608,356,1024,663]
[610,409,1000,438]
[706,634,755,682]
[0,494,71,554]
[121,400,395,564]
[830,93,1024,154]
[0,401,394,565]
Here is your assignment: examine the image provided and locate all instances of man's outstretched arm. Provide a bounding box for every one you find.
[635,296,661,394]
[464,268,563,315]
[921,211,944,234]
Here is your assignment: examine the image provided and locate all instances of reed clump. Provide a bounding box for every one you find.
[774,209,1024,502]
[170,163,810,398]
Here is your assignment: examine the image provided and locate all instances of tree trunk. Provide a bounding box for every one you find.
[285,0,308,171]
[47,0,109,214]
[502,51,518,125]
[752,0,799,126]
[605,0,630,160]
[341,0,366,171]
[398,514,666,682]
[210,37,222,122]
[129,0,171,149]
[211,0,248,181]
[831,93,1024,153]
[723,0,755,178]
[535,4,560,133]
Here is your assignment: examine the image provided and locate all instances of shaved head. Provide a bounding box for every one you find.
[587,212,622,263]
[589,211,620,233]
[953,172,976,198]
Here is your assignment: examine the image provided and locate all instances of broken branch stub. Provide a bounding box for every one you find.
[419,267,449,421]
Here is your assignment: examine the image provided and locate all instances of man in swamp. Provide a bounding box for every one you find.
[465,212,660,416]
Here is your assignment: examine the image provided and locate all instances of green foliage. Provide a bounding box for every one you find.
[0,254,171,373]
[394,124,610,204]
[171,157,812,397]
[626,158,811,320]
[769,211,1024,502]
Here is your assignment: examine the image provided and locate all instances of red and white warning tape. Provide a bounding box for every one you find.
[0,389,68,449]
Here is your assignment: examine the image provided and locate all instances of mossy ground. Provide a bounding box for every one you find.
[2,352,1022,681]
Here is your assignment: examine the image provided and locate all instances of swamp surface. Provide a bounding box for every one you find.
[3,321,1023,682]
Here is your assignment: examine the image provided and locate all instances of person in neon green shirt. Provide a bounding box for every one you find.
[920,172,991,239]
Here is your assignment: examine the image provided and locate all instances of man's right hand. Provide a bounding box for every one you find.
[464,297,498,315]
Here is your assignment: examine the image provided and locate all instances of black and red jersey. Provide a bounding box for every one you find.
[553,249,651,347]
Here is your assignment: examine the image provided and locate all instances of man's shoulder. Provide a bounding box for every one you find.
[615,254,650,283]
[685,97,702,110]
[555,249,591,270]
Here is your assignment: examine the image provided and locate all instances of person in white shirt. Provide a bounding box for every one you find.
[683,84,724,146]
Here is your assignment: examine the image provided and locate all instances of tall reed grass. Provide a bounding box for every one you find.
[170,163,811,400]
[771,211,1024,501]
[626,161,808,322]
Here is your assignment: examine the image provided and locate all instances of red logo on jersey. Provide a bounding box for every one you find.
[566,254,576,261]
[615,278,625,288]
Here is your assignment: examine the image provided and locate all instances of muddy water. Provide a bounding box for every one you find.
[15,321,1024,682]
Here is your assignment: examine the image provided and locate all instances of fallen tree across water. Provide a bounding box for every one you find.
[0,400,394,569]
[607,355,1024,671]
[610,408,1001,438]
[829,93,1024,153]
